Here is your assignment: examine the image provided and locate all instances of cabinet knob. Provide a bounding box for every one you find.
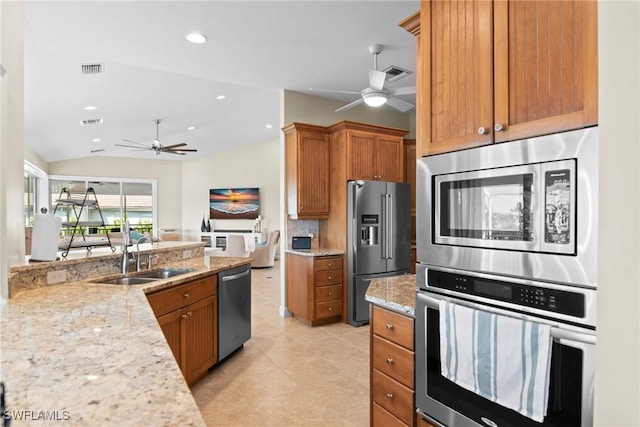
[494,123,505,132]
[386,393,394,400]
[328,307,332,311]
[386,323,394,330]
[186,311,192,317]
[184,293,190,298]
[386,358,394,365]
[328,276,332,280]
[477,127,489,135]
[181,313,188,319]
[327,263,332,267]
[328,291,332,296]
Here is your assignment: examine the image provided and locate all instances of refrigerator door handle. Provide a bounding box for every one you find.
[381,194,387,259]
[387,194,393,259]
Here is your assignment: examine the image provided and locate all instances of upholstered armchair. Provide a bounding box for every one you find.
[249,230,280,268]
[210,235,250,258]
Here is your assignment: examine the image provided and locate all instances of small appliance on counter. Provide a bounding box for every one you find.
[291,236,311,250]
[29,210,62,262]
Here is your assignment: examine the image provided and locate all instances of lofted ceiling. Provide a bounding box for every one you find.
[23,0,419,163]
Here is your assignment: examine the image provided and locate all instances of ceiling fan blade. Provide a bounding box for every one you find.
[116,143,152,150]
[386,97,415,113]
[369,70,387,91]
[161,143,187,150]
[309,88,361,95]
[168,148,197,152]
[389,86,416,96]
[121,139,150,148]
[335,97,365,112]
[165,150,187,155]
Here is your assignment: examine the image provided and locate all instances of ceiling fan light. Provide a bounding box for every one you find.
[363,92,388,107]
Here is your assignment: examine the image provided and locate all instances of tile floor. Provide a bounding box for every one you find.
[191,261,371,426]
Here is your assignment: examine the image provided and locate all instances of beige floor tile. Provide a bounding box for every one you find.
[191,260,370,426]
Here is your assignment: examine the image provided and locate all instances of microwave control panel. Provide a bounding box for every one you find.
[427,269,585,318]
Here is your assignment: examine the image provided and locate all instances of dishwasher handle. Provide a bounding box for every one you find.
[221,268,250,282]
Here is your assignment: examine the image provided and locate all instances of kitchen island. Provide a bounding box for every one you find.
[1,244,250,426]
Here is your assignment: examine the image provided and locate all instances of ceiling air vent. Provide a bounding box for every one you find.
[80,118,103,126]
[81,63,104,75]
[382,65,412,82]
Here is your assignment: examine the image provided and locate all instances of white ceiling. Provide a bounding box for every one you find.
[23,1,419,163]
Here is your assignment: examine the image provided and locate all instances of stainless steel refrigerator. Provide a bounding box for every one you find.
[348,180,411,326]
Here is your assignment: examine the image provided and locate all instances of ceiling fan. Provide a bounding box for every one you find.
[314,44,416,113]
[116,119,197,156]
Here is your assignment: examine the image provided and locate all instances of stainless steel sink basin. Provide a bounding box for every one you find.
[135,268,196,279]
[98,277,159,285]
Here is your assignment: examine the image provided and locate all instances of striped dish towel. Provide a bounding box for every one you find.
[439,300,552,422]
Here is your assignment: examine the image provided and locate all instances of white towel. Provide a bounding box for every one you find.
[439,301,552,422]
[243,234,256,253]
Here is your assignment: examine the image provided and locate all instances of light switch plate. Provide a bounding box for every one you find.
[47,270,67,284]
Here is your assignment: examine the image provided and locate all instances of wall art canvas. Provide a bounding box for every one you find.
[209,188,260,220]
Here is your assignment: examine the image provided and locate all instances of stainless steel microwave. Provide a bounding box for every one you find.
[417,127,599,288]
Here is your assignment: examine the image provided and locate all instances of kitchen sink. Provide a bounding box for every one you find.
[97,277,159,285]
[135,268,196,279]
[92,268,196,285]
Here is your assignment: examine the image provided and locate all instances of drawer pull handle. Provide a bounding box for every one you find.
[386,358,394,365]
[385,393,394,400]
[386,323,394,330]
[184,293,190,298]
[186,311,192,317]
[181,313,188,319]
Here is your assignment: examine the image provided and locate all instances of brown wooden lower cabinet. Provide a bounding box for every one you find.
[148,274,218,386]
[370,304,416,426]
[286,253,343,326]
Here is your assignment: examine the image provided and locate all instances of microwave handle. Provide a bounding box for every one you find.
[417,292,595,345]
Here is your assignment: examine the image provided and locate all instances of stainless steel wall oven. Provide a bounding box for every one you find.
[415,266,596,427]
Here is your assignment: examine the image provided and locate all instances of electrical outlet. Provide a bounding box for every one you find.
[183,249,192,259]
[308,233,314,239]
[47,270,67,285]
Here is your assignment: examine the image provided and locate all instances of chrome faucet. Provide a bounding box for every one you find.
[135,236,152,271]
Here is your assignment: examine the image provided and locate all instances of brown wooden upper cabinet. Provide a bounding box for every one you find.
[329,121,407,183]
[414,0,597,156]
[283,123,330,219]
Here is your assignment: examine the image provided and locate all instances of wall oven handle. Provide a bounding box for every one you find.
[417,292,596,345]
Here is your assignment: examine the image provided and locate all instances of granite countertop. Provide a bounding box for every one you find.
[285,248,344,257]
[365,274,417,317]
[1,256,251,426]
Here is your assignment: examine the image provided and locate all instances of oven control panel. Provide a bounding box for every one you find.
[427,269,585,318]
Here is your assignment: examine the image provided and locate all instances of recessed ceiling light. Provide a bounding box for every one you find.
[187,126,195,131]
[216,95,225,100]
[92,138,101,143]
[83,105,97,111]
[186,33,207,44]
[265,124,273,129]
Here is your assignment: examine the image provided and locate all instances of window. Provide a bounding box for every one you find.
[49,176,157,236]
[24,161,48,226]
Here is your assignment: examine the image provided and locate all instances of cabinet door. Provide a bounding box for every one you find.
[420,0,494,156]
[404,140,416,213]
[376,136,404,182]
[347,130,377,180]
[157,308,187,374]
[297,131,330,217]
[493,0,598,142]
[184,295,218,385]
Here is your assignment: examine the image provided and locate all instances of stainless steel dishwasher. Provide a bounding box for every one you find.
[217,264,252,361]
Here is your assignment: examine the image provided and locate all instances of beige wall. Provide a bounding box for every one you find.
[48,156,183,236]
[180,138,280,241]
[1,2,25,298]
[24,145,48,173]
[595,1,640,424]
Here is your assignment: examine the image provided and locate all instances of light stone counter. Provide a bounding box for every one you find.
[284,248,344,257]
[365,274,417,317]
[1,252,252,426]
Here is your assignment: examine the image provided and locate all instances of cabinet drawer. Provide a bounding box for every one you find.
[372,402,410,427]
[315,299,342,319]
[315,284,342,302]
[372,335,415,389]
[314,256,342,271]
[315,269,342,286]
[372,370,415,426]
[372,305,414,350]
[147,275,217,317]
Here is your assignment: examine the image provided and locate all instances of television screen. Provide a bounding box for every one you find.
[209,188,260,220]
